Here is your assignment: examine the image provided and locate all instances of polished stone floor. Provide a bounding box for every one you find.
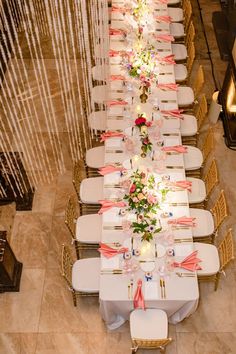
[0,0,236,353]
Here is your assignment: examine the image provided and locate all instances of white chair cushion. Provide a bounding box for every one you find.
[80,177,104,204]
[184,146,203,170]
[85,146,105,169]
[187,177,206,204]
[92,65,108,81]
[168,0,181,4]
[170,22,185,38]
[190,208,215,237]
[171,44,187,61]
[168,8,183,22]
[72,257,100,292]
[174,64,188,82]
[177,87,194,107]
[130,309,168,340]
[91,85,108,104]
[76,214,102,243]
[88,111,107,131]
[194,243,220,276]
[180,114,198,136]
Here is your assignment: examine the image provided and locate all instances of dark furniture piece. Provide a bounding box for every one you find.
[0,231,22,292]
[212,0,236,61]
[219,40,236,148]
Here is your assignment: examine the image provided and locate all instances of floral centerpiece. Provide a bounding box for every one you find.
[132,0,149,24]
[135,114,153,157]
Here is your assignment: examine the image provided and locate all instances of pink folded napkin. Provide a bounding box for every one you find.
[109,28,126,36]
[168,216,196,227]
[155,15,172,23]
[98,164,126,175]
[98,243,129,258]
[98,199,127,214]
[172,250,202,271]
[109,49,120,57]
[157,83,179,91]
[155,34,175,42]
[133,279,145,310]
[155,0,168,3]
[111,6,129,13]
[171,180,192,191]
[161,109,184,118]
[100,130,125,142]
[159,54,176,65]
[110,75,126,81]
[106,100,128,107]
[162,145,187,153]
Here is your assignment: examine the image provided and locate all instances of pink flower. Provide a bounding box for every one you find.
[132,197,139,202]
[130,183,136,193]
[135,117,146,126]
[146,121,152,127]
[122,219,131,232]
[147,194,158,204]
[137,193,145,200]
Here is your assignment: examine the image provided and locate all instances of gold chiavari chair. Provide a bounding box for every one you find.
[201,128,214,164]
[172,21,195,62]
[130,309,172,354]
[203,159,219,200]
[191,189,228,243]
[195,228,234,290]
[195,94,208,131]
[192,65,205,100]
[61,244,100,306]
[183,0,193,31]
[185,21,196,53]
[174,42,195,84]
[65,196,101,259]
[72,161,102,214]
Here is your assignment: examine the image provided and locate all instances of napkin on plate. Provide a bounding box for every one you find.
[98,243,128,258]
[172,250,202,271]
[98,200,127,214]
[133,279,145,309]
[155,34,175,42]
[99,165,125,175]
[161,109,184,118]
[100,131,125,142]
[110,75,126,81]
[168,217,196,227]
[106,100,128,107]
[157,83,179,91]
[159,54,176,65]
[155,15,172,23]
[171,180,192,191]
[162,145,188,153]
[109,28,126,36]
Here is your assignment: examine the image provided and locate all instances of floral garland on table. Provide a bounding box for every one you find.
[124,170,169,241]
[132,0,149,24]
[135,114,153,157]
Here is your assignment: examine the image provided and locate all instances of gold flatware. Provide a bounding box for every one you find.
[159,72,173,75]
[103,225,123,230]
[159,279,163,298]
[128,284,131,299]
[163,133,180,137]
[162,279,166,298]
[106,149,124,153]
[166,166,184,169]
[161,100,177,103]
[172,226,191,230]
[174,238,193,243]
[104,184,121,188]
[166,152,180,155]
[107,116,124,120]
[176,272,195,278]
[169,202,188,206]
[157,49,172,52]
[101,269,123,274]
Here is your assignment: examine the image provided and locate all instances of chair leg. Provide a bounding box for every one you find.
[214,273,221,291]
[74,241,80,260]
[72,292,77,307]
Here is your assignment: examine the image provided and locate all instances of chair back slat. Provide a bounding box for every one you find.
[72,160,87,199]
[195,94,208,130]
[183,0,193,30]
[218,228,234,271]
[186,42,195,75]
[132,338,172,350]
[203,159,219,198]
[61,244,73,290]
[186,21,195,51]
[65,196,78,240]
[193,65,205,98]
[211,190,228,231]
[202,128,214,163]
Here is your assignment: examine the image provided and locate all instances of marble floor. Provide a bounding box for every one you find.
[1,0,236,353]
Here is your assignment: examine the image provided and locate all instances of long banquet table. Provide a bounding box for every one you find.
[98,0,199,330]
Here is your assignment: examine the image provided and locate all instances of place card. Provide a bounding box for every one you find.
[174,244,193,257]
